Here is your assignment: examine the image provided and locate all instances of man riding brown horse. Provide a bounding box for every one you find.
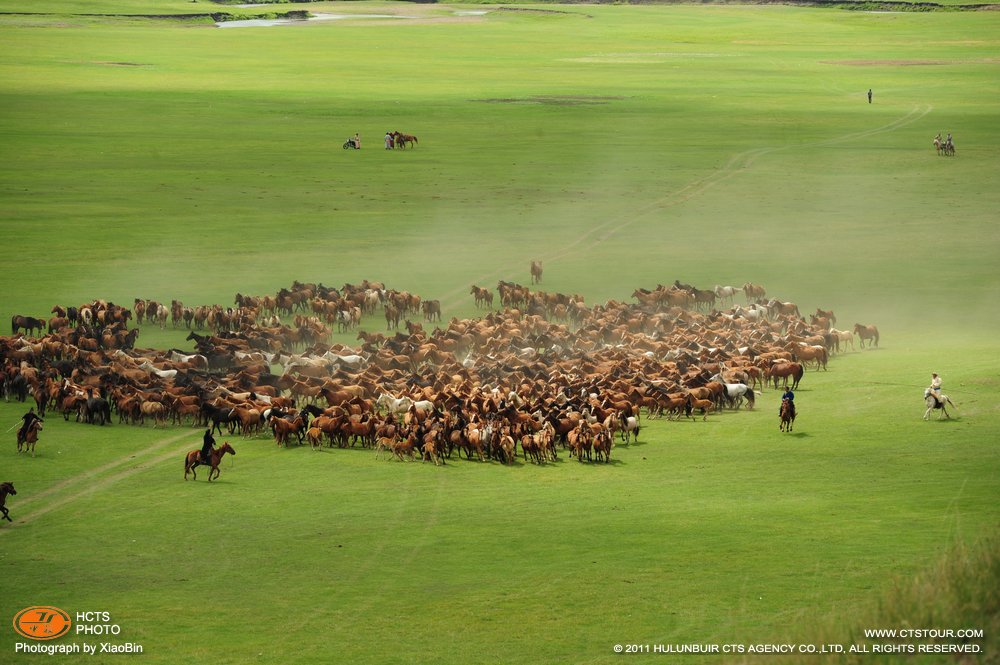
[16,408,43,448]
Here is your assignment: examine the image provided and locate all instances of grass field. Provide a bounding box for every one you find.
[1,3,999,663]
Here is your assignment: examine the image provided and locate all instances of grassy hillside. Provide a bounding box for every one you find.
[1,4,998,664]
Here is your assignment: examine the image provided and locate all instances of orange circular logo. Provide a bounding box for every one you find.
[13,606,72,640]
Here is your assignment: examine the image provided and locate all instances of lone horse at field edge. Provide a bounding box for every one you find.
[530,260,543,285]
[923,391,957,421]
[853,323,880,348]
[1,482,16,522]
[779,398,795,432]
[184,442,236,481]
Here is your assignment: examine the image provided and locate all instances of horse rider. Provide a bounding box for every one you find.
[945,132,953,149]
[780,388,795,418]
[928,373,943,404]
[201,428,215,465]
[16,407,43,446]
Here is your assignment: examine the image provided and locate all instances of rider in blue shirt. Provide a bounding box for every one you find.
[780,388,795,417]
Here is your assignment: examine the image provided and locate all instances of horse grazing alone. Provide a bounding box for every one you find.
[853,323,880,348]
[779,398,795,432]
[923,390,957,421]
[184,442,236,481]
[1,482,16,522]
[17,421,42,457]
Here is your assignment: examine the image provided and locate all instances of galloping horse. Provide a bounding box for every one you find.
[530,260,543,285]
[17,421,42,457]
[853,323,880,348]
[1,482,16,522]
[923,390,957,421]
[183,441,236,481]
[779,398,795,432]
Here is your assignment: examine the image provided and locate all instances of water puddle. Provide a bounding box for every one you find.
[216,13,408,28]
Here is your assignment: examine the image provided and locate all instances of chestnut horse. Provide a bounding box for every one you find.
[393,132,418,149]
[768,362,804,390]
[853,323,880,348]
[183,441,236,481]
[779,398,795,432]
[1,482,16,522]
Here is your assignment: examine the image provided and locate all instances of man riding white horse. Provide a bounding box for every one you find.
[927,373,942,405]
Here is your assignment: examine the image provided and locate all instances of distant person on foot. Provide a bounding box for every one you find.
[867,89,872,104]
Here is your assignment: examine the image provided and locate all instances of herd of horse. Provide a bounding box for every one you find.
[1,273,902,508]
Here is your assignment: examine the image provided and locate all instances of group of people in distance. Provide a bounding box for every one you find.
[344,132,408,150]
[934,132,955,153]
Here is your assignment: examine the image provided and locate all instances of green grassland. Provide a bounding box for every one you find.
[1,3,999,664]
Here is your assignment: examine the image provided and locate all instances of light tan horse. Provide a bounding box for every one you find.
[530,260,543,285]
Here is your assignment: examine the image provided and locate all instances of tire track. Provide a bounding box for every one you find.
[438,104,932,311]
[2,430,198,530]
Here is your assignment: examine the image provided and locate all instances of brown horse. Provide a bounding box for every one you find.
[1,482,16,522]
[779,398,795,432]
[853,323,879,348]
[17,421,42,457]
[767,362,804,390]
[11,315,45,336]
[393,132,418,149]
[530,260,543,285]
[183,441,236,481]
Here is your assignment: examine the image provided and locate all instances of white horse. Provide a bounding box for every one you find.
[923,390,957,420]
[375,392,413,415]
[713,285,738,306]
[322,352,368,369]
[716,379,755,410]
[138,360,178,380]
[618,414,641,444]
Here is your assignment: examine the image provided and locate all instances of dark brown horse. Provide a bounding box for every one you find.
[183,442,236,481]
[1,482,16,522]
[11,315,45,336]
[17,421,42,457]
[779,398,795,432]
